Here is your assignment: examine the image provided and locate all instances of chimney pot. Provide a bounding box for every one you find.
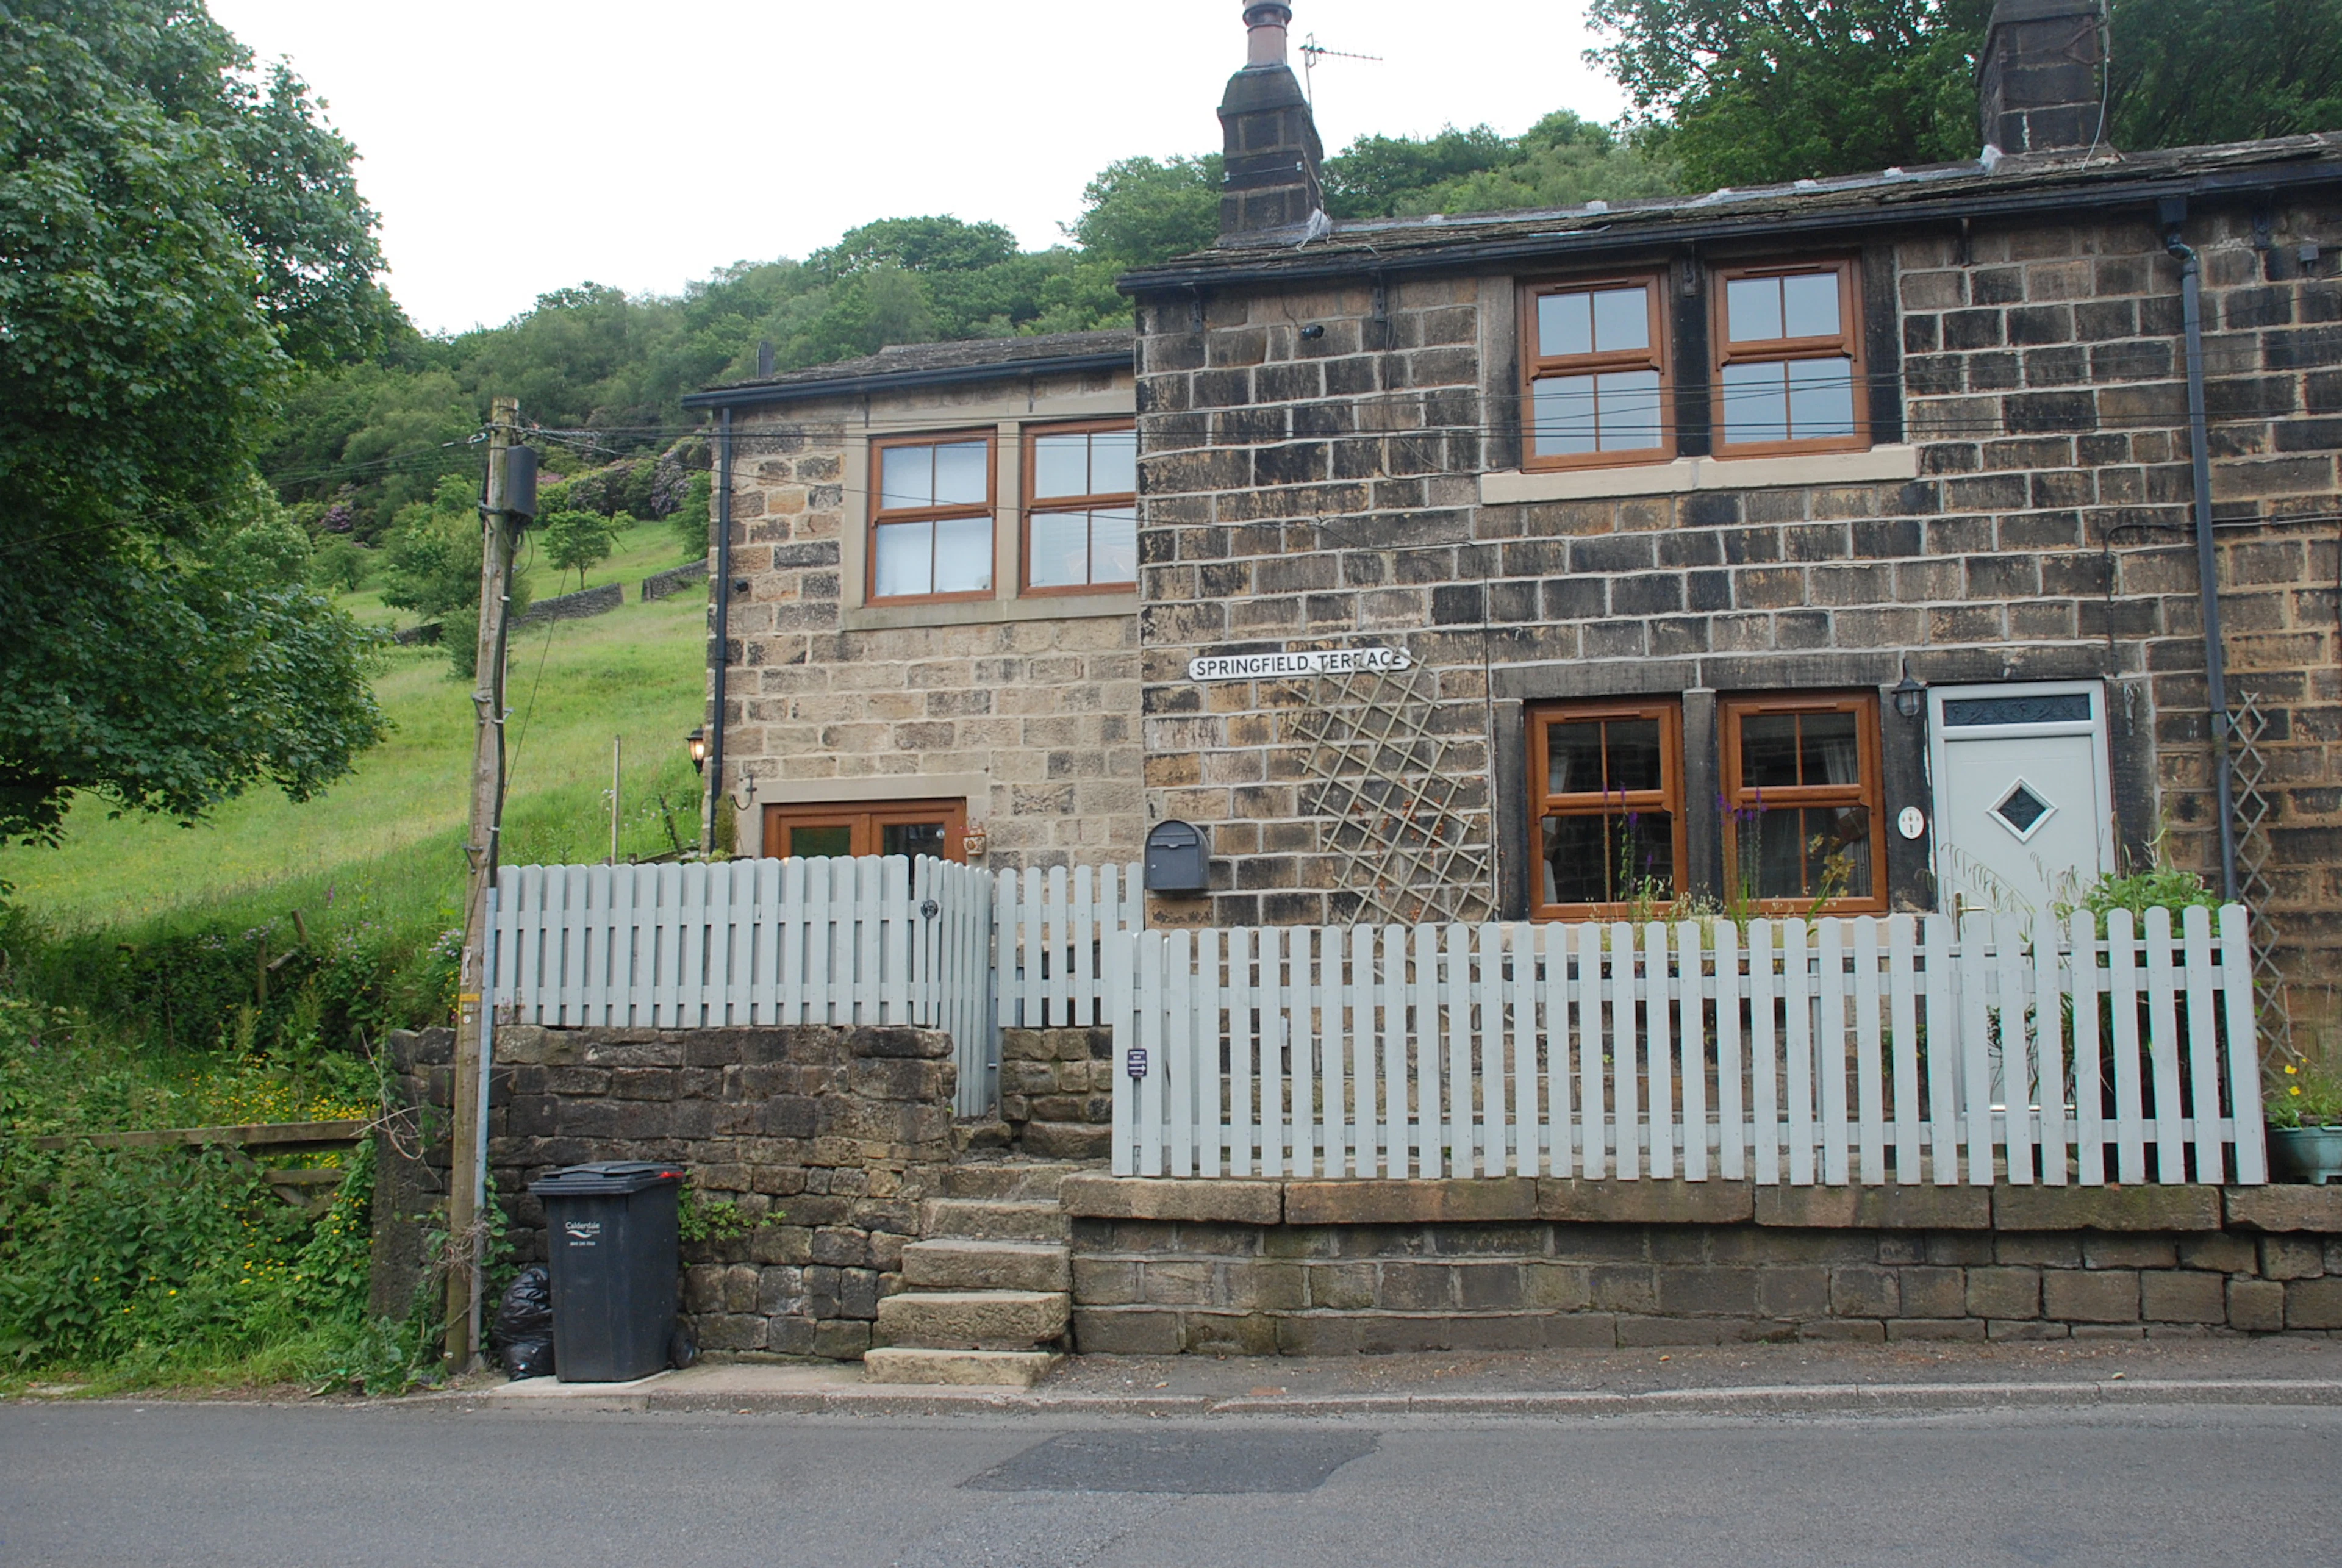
[1217,2,1325,243]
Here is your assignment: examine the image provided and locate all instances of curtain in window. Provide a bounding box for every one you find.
[1816,731,1871,895]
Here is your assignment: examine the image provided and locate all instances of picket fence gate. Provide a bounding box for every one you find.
[1105,904,2268,1189]
[490,856,1143,1117]
[997,862,1147,1030]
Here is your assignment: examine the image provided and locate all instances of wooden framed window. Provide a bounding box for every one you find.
[1712,259,1866,457]
[1023,419,1137,593]
[868,432,994,603]
[1519,273,1672,470]
[1720,692,1885,914]
[763,798,967,863]
[1528,699,1686,916]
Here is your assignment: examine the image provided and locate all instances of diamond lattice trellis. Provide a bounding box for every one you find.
[1279,656,1495,926]
[2229,690,2295,1063]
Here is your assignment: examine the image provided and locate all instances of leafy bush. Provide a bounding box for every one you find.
[2058,865,2224,931]
[0,996,407,1384]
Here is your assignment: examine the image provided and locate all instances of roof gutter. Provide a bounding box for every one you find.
[1115,156,2342,295]
[681,349,1134,411]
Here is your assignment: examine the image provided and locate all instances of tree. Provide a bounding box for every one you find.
[2102,0,2342,149]
[1339,113,1681,218]
[377,478,531,677]
[1588,0,2342,192]
[1586,0,1994,190]
[0,0,391,845]
[539,509,616,592]
[1070,155,1225,268]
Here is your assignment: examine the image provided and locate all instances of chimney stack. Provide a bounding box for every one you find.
[1976,0,2107,156]
[1217,2,1326,243]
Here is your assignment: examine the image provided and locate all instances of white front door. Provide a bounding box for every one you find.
[1927,681,2116,919]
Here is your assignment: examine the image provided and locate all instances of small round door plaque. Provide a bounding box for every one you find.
[1897,806,1927,841]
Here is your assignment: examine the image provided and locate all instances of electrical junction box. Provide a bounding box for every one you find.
[1144,820,1211,893]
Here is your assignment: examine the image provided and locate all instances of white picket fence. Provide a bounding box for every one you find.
[997,862,1145,1029]
[1106,904,2268,1188]
[490,855,995,1114]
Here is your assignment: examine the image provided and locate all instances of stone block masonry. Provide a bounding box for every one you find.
[997,1027,1114,1159]
[1064,1178,2342,1354]
[388,1023,959,1361]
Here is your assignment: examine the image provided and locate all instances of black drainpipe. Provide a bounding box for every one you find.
[2161,199,2240,903]
[706,406,734,854]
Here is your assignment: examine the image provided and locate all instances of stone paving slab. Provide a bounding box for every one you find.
[423,1337,2342,1418]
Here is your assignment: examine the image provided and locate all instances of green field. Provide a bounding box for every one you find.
[0,519,711,937]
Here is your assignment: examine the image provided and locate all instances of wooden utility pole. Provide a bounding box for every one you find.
[446,395,520,1371]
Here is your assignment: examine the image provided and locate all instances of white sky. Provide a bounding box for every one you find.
[207,1,1626,335]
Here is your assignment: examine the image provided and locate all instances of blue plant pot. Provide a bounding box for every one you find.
[2268,1126,2342,1185]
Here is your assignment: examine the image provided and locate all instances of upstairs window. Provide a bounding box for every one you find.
[1520,274,1671,470]
[870,432,994,602]
[1713,260,1864,456]
[1530,699,1686,915]
[1025,420,1137,592]
[1721,692,1885,914]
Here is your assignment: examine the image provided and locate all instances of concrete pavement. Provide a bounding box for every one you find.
[441,1334,2342,1417]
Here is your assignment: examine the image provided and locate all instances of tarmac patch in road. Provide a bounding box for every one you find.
[964,1429,1379,1494]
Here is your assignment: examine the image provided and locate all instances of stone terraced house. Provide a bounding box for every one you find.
[681,331,1143,871]
[697,0,2342,1047]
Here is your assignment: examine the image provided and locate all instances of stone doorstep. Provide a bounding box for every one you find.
[1063,1177,2315,1234]
[874,1289,1071,1348]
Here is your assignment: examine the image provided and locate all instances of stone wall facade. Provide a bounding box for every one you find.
[711,343,1145,872]
[387,1023,958,1361]
[1064,1176,2342,1353]
[1128,197,2342,1043]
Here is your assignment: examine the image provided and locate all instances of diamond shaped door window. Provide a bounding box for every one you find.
[1992,779,2055,841]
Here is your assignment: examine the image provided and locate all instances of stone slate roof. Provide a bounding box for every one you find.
[1119,133,2342,292]
[683,328,1133,408]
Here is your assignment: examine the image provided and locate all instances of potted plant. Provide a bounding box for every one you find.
[2266,1062,2342,1184]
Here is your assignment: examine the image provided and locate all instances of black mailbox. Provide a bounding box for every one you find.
[1145,819,1210,893]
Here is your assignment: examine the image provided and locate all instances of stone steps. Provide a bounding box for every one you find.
[940,1159,1099,1202]
[875,1288,1069,1348]
[919,1198,1072,1242]
[863,1160,1090,1389]
[902,1239,1071,1294]
[860,1347,1064,1387]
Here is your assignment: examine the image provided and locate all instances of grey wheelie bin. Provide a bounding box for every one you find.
[528,1161,684,1381]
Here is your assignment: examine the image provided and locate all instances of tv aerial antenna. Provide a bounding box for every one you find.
[1298,33,1383,104]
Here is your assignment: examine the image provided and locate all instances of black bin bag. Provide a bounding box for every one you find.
[492,1265,556,1380]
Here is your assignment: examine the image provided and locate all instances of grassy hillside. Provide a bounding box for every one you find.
[0,518,709,937]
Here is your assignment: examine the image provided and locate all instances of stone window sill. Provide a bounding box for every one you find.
[1480,444,1920,506]
[841,590,1136,633]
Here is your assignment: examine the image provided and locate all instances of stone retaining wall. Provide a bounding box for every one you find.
[640,559,707,601]
[998,1026,1114,1158]
[517,581,623,625]
[385,1023,957,1360]
[1063,1176,2342,1354]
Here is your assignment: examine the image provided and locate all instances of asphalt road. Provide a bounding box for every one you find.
[4,1400,2337,1567]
